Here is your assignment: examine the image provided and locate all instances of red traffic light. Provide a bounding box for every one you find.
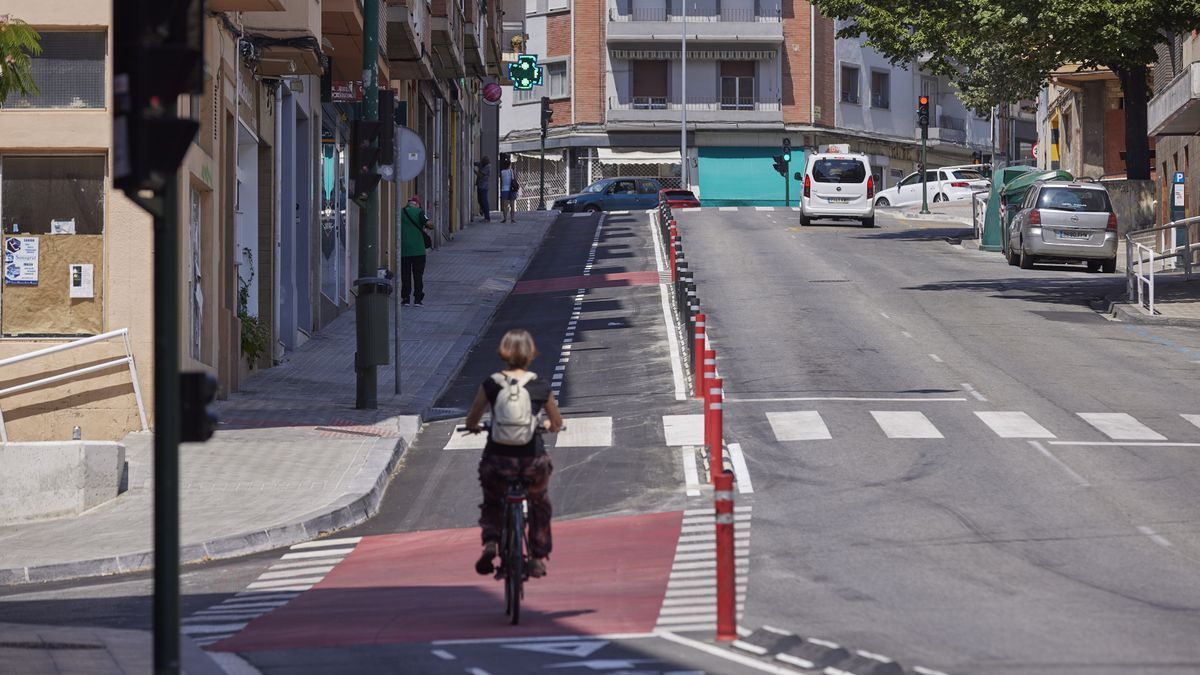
[919,95,929,106]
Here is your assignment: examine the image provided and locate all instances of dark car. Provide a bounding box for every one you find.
[659,188,701,209]
[553,177,663,212]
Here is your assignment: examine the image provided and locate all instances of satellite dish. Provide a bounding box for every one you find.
[395,127,427,182]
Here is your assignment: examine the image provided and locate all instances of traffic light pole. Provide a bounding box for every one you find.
[538,129,546,210]
[152,174,182,675]
[784,163,790,208]
[356,0,381,409]
[920,125,930,215]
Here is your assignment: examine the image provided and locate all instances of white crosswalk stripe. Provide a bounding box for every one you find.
[1180,414,1200,431]
[871,411,943,439]
[974,411,1056,439]
[1078,413,1167,440]
[766,411,831,441]
[656,503,751,631]
[552,416,613,448]
[662,414,705,446]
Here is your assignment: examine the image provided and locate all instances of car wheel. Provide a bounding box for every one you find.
[1007,247,1020,266]
[799,214,811,227]
[875,197,890,207]
[1102,257,1117,273]
[861,217,875,228]
[1019,246,1035,270]
[1086,260,1102,273]
[586,205,601,214]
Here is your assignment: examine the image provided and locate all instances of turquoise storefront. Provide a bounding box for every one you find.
[697,146,806,207]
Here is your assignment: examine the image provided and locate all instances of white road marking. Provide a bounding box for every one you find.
[1182,414,1200,430]
[279,548,356,560]
[255,566,336,581]
[610,210,631,215]
[289,537,362,550]
[727,442,754,494]
[777,653,815,669]
[553,416,612,448]
[732,640,769,654]
[719,206,738,212]
[913,667,952,675]
[432,649,456,661]
[269,558,344,571]
[647,211,688,401]
[1029,440,1090,486]
[181,623,248,635]
[467,669,493,675]
[728,396,967,403]
[928,354,943,363]
[655,631,797,674]
[230,592,301,602]
[871,411,944,439]
[1078,413,1166,440]
[682,207,701,212]
[683,506,751,516]
[682,446,701,497]
[1048,441,1200,447]
[183,612,264,622]
[663,414,705,446]
[432,633,657,646]
[207,602,289,612]
[766,411,831,441]
[443,430,488,451]
[961,382,988,402]
[754,206,774,212]
[572,212,591,218]
[975,411,1056,439]
[245,577,325,589]
[1137,525,1173,548]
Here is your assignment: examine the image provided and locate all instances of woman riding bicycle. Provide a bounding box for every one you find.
[464,329,563,578]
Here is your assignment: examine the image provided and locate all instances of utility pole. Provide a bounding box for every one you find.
[680,0,688,188]
[918,94,930,215]
[355,0,382,408]
[539,96,551,210]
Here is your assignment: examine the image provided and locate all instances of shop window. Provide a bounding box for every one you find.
[0,155,106,336]
[1,32,106,109]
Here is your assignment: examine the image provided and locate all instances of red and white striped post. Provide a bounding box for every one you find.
[693,315,706,398]
[701,348,716,404]
[668,226,679,282]
[706,376,724,481]
[714,469,737,641]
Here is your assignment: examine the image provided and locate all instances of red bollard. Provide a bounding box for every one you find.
[701,349,716,403]
[714,469,737,641]
[668,228,678,282]
[693,314,706,398]
[706,377,724,481]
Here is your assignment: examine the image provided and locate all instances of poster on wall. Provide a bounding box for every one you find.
[4,236,39,286]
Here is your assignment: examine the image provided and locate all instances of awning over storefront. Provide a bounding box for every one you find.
[610,49,775,60]
[596,148,681,165]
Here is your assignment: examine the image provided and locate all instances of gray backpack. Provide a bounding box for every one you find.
[490,372,538,445]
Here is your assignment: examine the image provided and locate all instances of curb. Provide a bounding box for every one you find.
[0,434,411,586]
[1090,284,1200,328]
[728,624,950,675]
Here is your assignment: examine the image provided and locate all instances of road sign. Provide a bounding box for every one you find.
[395,127,427,182]
[1174,171,1185,184]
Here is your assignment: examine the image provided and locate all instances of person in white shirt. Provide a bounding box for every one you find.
[498,157,518,223]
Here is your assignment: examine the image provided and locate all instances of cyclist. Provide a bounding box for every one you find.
[464,329,563,578]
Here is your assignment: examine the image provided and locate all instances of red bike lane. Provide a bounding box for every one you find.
[210,510,683,652]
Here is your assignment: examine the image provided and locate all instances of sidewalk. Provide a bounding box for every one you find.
[0,210,558,586]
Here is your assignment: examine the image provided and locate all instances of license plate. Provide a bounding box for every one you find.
[826,197,850,204]
[1058,230,1089,239]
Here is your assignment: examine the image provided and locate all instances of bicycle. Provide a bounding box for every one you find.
[457,421,563,625]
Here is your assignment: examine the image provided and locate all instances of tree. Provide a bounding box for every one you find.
[0,14,41,104]
[812,0,1200,180]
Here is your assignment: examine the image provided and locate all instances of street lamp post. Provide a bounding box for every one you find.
[680,0,687,188]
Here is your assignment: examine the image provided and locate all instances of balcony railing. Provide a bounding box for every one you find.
[611,95,781,112]
[938,115,967,132]
[610,0,781,22]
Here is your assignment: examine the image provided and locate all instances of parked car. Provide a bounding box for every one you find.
[873,165,990,207]
[553,177,663,212]
[659,188,701,209]
[798,152,875,227]
[1006,180,1118,273]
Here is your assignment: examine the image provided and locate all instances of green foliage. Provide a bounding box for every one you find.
[0,15,41,104]
[236,248,270,369]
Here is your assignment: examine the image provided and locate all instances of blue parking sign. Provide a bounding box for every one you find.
[1174,171,1185,184]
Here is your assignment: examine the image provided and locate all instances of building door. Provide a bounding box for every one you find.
[720,61,755,110]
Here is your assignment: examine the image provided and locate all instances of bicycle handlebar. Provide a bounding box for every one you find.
[455,422,565,434]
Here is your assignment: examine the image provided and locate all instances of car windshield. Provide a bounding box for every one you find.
[951,170,985,180]
[1037,187,1111,212]
[665,190,696,199]
[582,181,609,193]
[812,159,866,183]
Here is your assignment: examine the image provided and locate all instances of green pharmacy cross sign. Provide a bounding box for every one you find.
[508,54,543,91]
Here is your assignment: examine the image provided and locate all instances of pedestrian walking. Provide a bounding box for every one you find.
[474,155,492,222]
[400,195,433,306]
[499,158,518,223]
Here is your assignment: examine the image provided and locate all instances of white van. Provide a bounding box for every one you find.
[797,152,875,228]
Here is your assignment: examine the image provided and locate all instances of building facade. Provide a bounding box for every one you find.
[1149,32,1200,226]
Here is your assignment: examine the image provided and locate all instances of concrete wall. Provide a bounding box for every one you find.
[0,441,125,524]
[1103,179,1157,234]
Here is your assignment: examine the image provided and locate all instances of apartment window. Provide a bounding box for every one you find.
[840,65,860,104]
[632,61,669,109]
[525,0,567,14]
[720,61,755,110]
[515,60,569,103]
[0,155,106,336]
[870,71,890,109]
[1,32,106,109]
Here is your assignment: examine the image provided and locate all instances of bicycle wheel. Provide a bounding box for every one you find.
[507,506,525,625]
[500,507,512,617]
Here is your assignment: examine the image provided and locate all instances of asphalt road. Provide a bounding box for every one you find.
[676,206,1200,674]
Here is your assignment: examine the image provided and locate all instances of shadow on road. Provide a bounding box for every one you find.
[903,276,1127,308]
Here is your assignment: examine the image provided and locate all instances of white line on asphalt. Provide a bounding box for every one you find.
[961,382,988,402]
[672,560,750,571]
[467,669,493,675]
[255,566,336,581]
[665,578,749,590]
[655,631,798,674]
[766,411,831,441]
[754,206,774,212]
[727,442,754,494]
[1137,525,1173,548]
[183,613,264,623]
[1029,441,1090,487]
[732,640,769,654]
[1049,441,1200,447]
[719,206,738,212]
[1077,412,1167,441]
[871,411,944,439]
[727,396,967,403]
[432,650,457,661]
[245,577,322,590]
[289,537,362,550]
[433,633,657,646]
[553,416,613,448]
[776,653,816,669]
[208,602,289,612]
[682,446,701,496]
[663,414,705,446]
[928,354,943,363]
[807,637,841,649]
[181,623,248,635]
[684,506,752,516]
[975,411,1056,439]
[230,592,301,602]
[913,667,952,675]
[280,548,356,560]
[656,613,721,625]
[1183,414,1200,430]
[648,211,689,401]
[268,558,344,571]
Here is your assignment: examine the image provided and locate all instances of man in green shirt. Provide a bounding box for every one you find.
[399,196,433,306]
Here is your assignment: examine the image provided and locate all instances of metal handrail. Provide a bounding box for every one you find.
[1126,216,1200,315]
[0,328,149,442]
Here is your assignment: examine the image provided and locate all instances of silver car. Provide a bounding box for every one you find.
[1007,181,1118,273]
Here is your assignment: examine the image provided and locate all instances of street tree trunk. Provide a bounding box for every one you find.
[1116,63,1152,181]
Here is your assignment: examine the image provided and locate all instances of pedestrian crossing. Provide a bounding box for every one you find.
[441,410,1200,451]
[655,505,753,633]
[186,537,360,648]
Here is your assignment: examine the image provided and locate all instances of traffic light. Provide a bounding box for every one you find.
[782,137,792,163]
[180,372,217,443]
[112,0,204,197]
[350,120,381,202]
[772,155,787,177]
[540,96,553,134]
[379,90,396,165]
[508,54,543,91]
[917,95,930,129]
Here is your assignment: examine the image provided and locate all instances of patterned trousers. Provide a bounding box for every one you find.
[478,453,553,559]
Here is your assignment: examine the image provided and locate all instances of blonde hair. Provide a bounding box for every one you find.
[497,329,538,369]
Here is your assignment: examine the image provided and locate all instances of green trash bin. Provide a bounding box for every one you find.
[354,276,394,367]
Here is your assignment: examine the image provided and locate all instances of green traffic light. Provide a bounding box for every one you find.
[783,152,791,162]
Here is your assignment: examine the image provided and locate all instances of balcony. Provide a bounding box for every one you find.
[607,95,781,126]
[430,0,466,78]
[923,115,968,145]
[210,0,284,10]
[463,0,487,75]
[608,0,782,42]
[1149,61,1200,136]
[387,0,434,80]
[242,0,325,76]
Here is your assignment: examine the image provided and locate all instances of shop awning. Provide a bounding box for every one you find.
[596,148,681,165]
[610,49,775,60]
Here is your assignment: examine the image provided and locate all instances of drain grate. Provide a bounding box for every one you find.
[0,641,103,650]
